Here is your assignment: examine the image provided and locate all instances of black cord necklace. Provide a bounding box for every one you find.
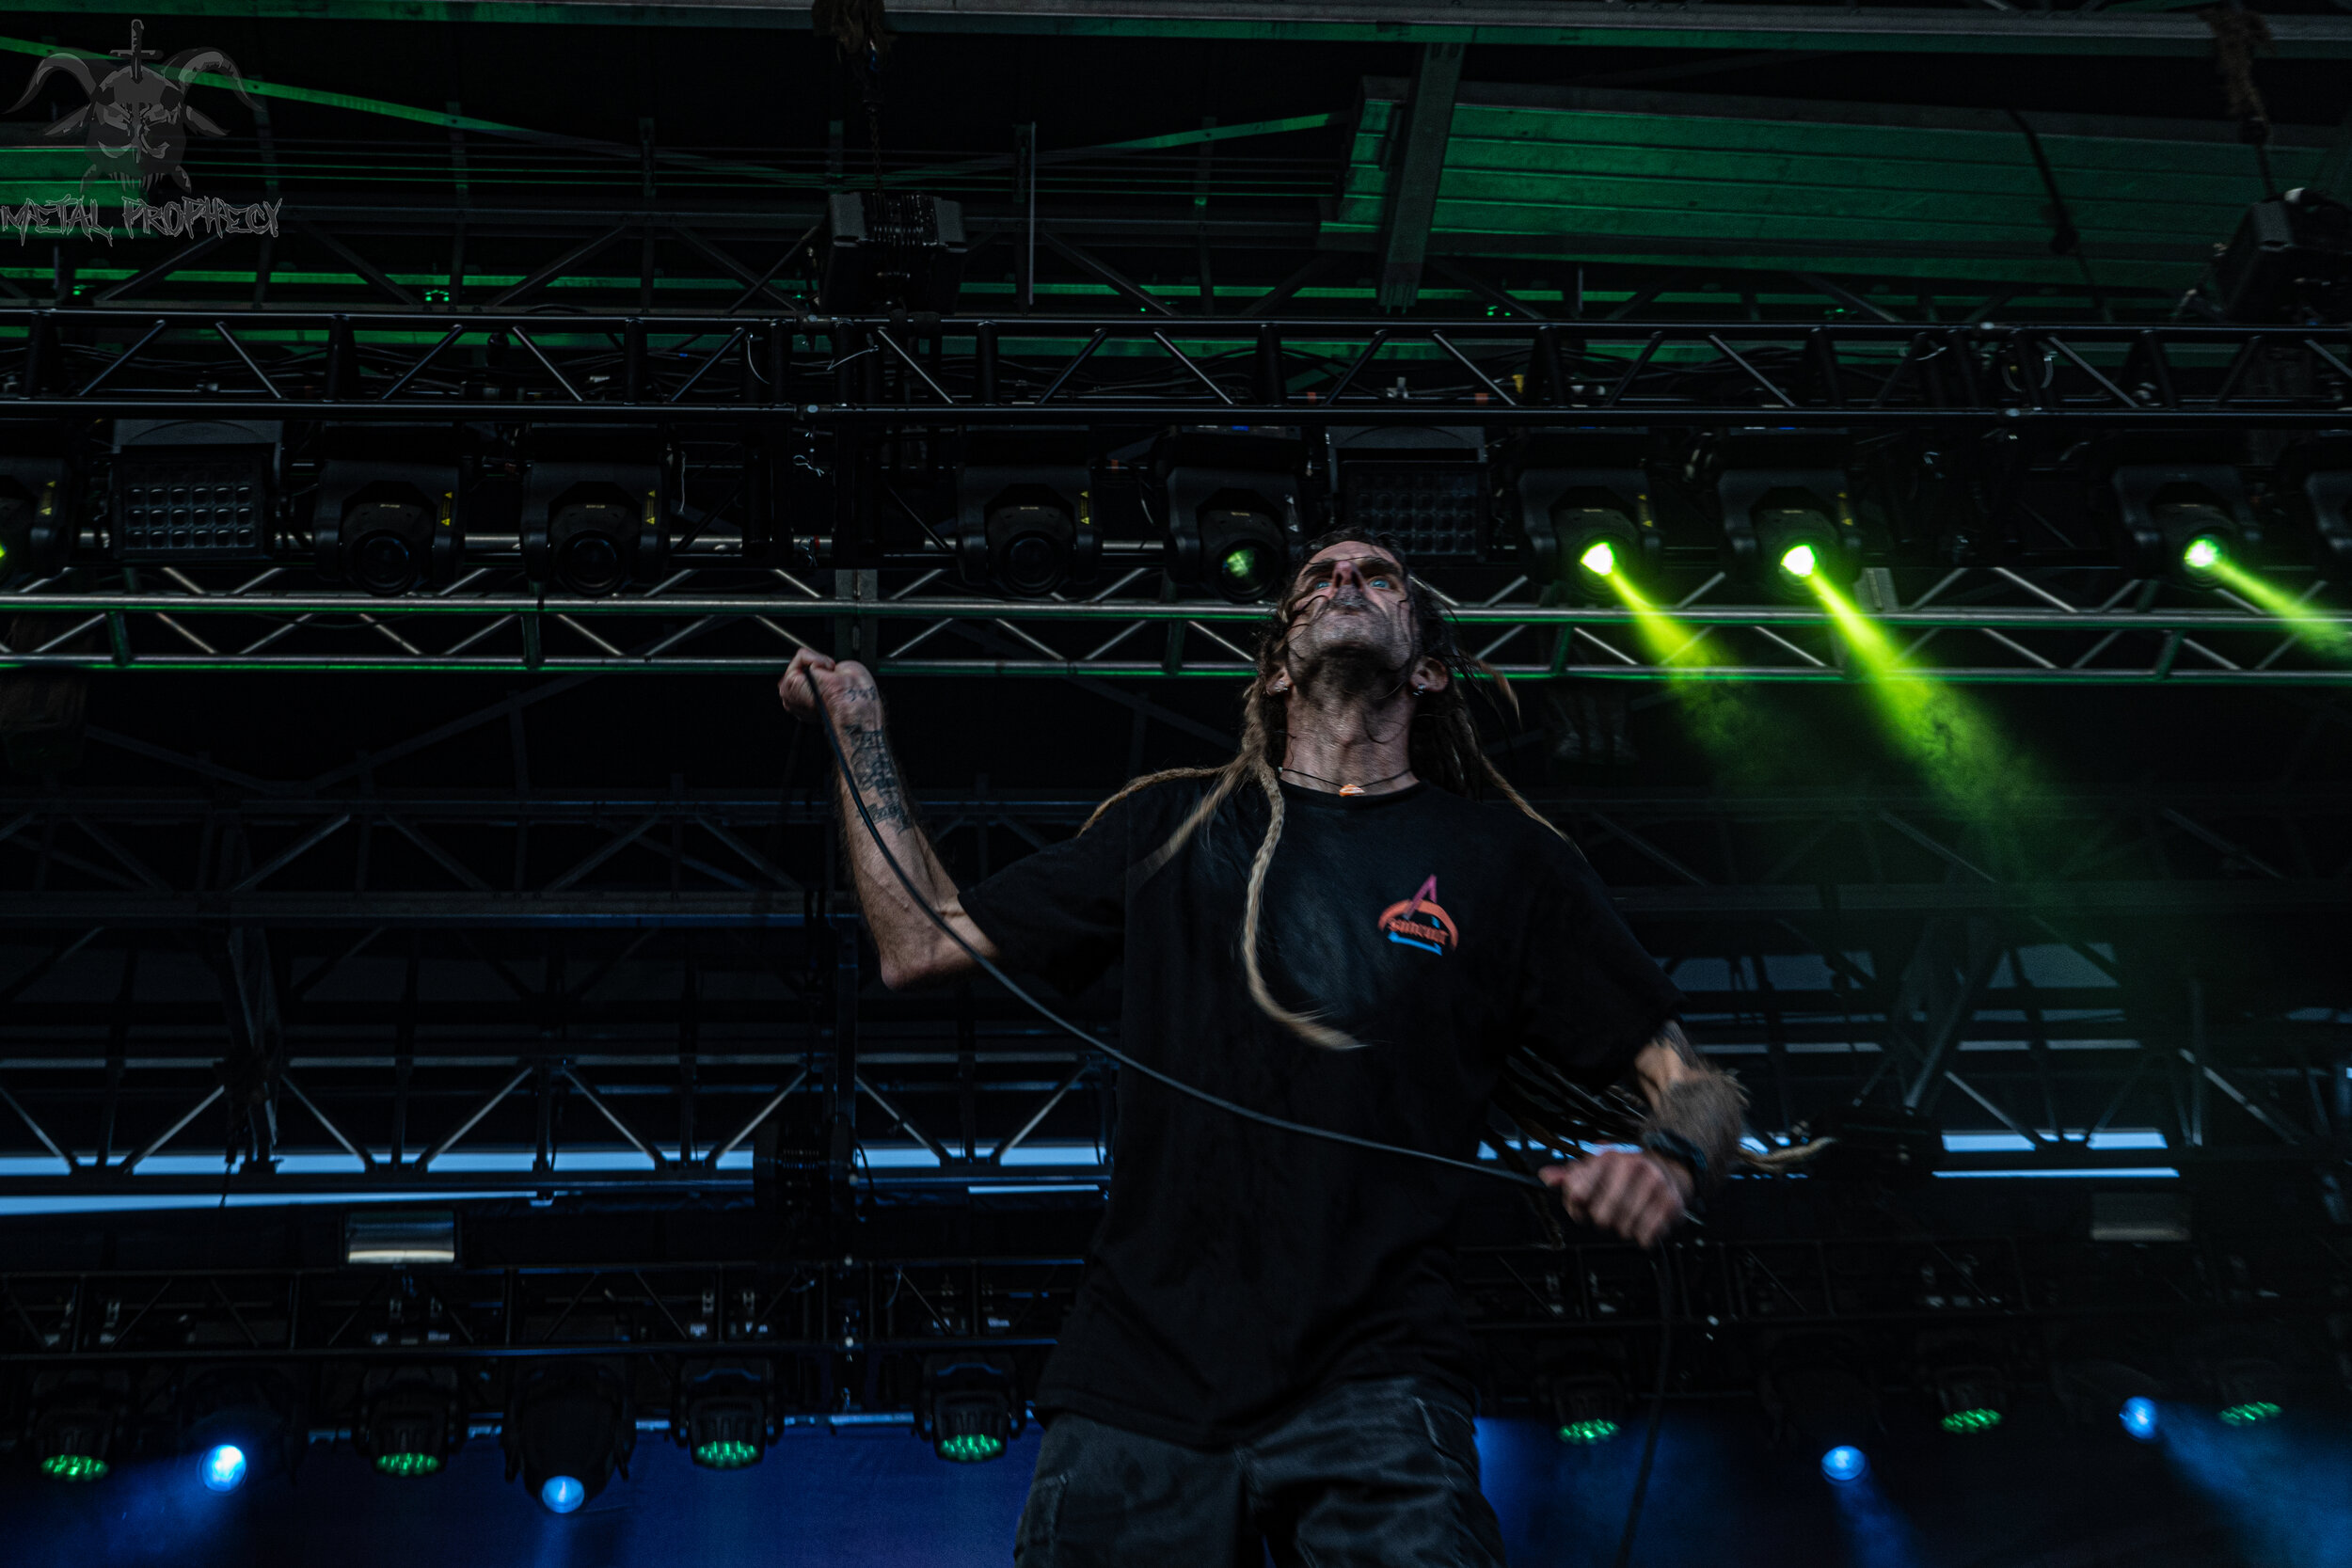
[1278,763,1414,797]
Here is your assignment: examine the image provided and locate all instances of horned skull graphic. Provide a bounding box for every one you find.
[7,19,256,194]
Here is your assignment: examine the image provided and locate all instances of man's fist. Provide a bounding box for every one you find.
[779,648,881,726]
[1538,1151,1691,1249]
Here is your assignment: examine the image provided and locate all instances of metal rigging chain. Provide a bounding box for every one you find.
[800,666,1548,1193]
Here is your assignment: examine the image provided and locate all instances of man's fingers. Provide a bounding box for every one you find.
[1550,1153,1686,1247]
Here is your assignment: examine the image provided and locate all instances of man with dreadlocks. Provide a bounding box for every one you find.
[779,530,1750,1568]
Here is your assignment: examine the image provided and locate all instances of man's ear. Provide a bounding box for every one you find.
[1411,657,1451,695]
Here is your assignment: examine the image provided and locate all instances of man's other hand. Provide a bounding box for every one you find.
[779,649,881,726]
[1537,1151,1691,1248]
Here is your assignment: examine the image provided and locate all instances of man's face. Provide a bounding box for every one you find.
[1282,545,1419,686]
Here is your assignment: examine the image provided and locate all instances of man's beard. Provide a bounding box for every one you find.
[1285,589,1413,700]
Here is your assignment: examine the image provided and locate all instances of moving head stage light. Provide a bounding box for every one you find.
[915,1353,1024,1465]
[503,1361,634,1513]
[181,1366,301,1492]
[0,423,74,588]
[26,1370,129,1481]
[519,427,670,597]
[2097,437,2263,587]
[310,425,464,597]
[954,435,1098,598]
[354,1367,466,1479]
[1503,434,1659,604]
[1708,433,1860,599]
[1159,430,1304,603]
[2269,437,2352,583]
[675,1361,771,1471]
[110,419,278,563]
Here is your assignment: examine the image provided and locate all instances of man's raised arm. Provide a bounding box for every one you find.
[778,648,1000,990]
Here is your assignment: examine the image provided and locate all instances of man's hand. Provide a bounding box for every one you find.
[1537,1151,1691,1248]
[778,648,882,728]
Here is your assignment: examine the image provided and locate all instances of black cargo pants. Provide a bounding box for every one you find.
[1012,1375,1508,1568]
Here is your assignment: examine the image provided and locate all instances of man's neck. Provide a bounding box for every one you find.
[1279,689,1417,794]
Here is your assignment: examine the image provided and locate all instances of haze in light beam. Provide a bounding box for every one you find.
[1806,578,2035,824]
[2203,560,2352,658]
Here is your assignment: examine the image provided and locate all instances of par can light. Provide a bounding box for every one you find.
[2120,1398,2161,1441]
[1820,1445,1868,1483]
[540,1475,587,1514]
[201,1444,248,1493]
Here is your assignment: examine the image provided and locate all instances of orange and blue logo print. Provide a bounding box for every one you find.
[1376,875,1457,956]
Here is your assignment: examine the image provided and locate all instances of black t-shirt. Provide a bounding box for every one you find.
[958,778,1682,1448]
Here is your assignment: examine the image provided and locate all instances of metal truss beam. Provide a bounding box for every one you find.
[41,0,2352,56]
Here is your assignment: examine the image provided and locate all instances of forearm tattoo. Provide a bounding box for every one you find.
[1643,1022,1748,1196]
[842,725,913,832]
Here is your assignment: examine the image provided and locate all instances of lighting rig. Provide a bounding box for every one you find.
[2098,436,2265,587]
[1502,433,1660,603]
[953,433,1099,597]
[914,1353,1025,1465]
[1760,1336,1881,1483]
[675,1361,772,1471]
[0,422,74,589]
[1330,425,1490,564]
[502,1360,635,1513]
[1704,432,1863,599]
[109,418,279,564]
[1158,430,1305,603]
[352,1366,468,1479]
[181,1366,301,1493]
[310,424,466,597]
[517,426,671,598]
[24,1370,129,1482]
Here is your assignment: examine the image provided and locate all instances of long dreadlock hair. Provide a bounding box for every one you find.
[1074,528,1676,1157]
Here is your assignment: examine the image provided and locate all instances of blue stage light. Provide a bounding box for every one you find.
[1821,1445,1868,1483]
[2120,1397,2160,1442]
[201,1444,247,1493]
[541,1475,586,1514]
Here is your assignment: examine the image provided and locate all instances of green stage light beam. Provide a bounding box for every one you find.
[2202,559,2352,657]
[1806,577,2032,821]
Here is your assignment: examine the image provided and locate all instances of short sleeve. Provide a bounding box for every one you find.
[958,785,1183,996]
[1505,837,1686,1086]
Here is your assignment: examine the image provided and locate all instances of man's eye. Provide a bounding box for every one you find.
[1369,576,1393,589]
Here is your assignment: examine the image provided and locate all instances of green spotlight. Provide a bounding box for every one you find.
[1938,1408,2003,1435]
[1579,539,1618,578]
[2218,1401,2280,1427]
[937,1432,1007,1464]
[1556,1418,1620,1445]
[40,1453,107,1481]
[373,1451,443,1478]
[2182,535,2226,574]
[1779,543,1819,579]
[691,1439,761,1470]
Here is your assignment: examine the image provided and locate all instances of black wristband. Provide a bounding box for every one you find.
[1639,1127,1713,1196]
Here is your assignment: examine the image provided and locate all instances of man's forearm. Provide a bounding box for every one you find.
[1630,1020,1748,1196]
[833,716,957,943]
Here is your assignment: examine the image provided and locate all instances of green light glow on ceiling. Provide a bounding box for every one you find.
[2218,1402,2280,1426]
[41,1454,108,1481]
[1939,1408,2004,1434]
[1556,1418,1621,1445]
[373,1451,443,1477]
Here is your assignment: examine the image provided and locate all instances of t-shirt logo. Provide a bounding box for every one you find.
[1376,875,1457,956]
